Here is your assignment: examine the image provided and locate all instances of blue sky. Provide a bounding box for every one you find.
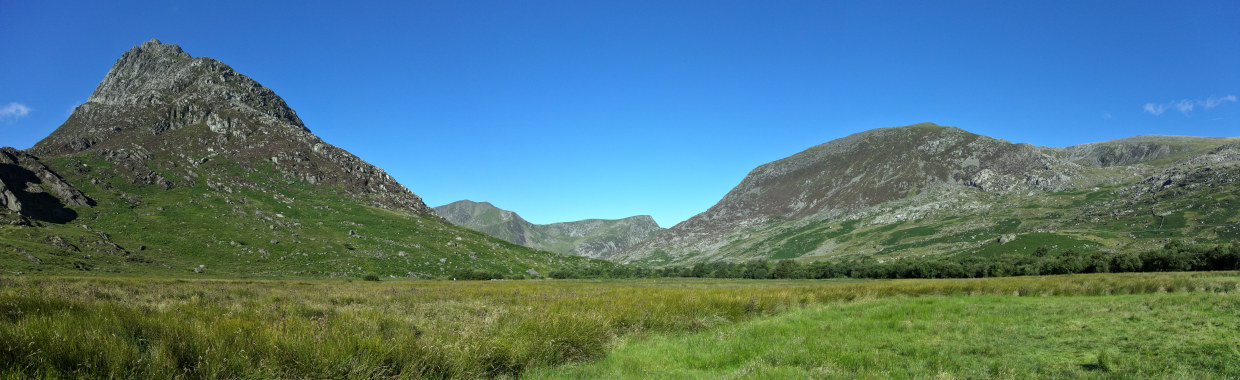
[2,1,1237,227]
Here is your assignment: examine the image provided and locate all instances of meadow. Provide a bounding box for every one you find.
[2,272,1238,378]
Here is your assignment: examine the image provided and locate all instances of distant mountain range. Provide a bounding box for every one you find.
[434,200,663,259]
[3,40,1236,276]
[614,124,1240,266]
[0,39,612,278]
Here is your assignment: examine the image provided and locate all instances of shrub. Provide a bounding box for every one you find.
[362,273,381,281]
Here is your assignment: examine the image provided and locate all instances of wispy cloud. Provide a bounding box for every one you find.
[1203,95,1237,108]
[1144,95,1237,116]
[0,102,31,120]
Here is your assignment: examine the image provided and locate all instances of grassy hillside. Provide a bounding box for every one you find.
[619,126,1240,267]
[630,160,1240,267]
[2,39,615,279]
[0,151,612,279]
[1,272,1236,378]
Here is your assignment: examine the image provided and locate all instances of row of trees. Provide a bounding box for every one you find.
[548,241,1240,280]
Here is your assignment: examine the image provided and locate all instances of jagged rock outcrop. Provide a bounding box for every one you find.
[1048,135,1240,168]
[1,39,613,278]
[434,200,664,258]
[1124,142,1240,198]
[29,39,433,215]
[0,147,93,222]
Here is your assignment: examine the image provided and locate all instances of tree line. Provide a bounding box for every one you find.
[547,241,1240,280]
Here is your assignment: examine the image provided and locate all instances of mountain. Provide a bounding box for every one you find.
[1044,135,1237,168]
[1,39,613,278]
[434,200,664,259]
[615,123,1240,266]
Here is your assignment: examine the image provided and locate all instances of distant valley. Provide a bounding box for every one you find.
[2,40,1237,278]
[434,200,663,259]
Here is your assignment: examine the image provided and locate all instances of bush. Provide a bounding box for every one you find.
[453,269,504,280]
[362,273,381,281]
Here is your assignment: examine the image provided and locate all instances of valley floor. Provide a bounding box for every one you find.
[531,293,1239,379]
[1,272,1237,379]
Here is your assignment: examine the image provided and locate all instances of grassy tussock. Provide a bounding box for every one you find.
[0,272,1236,378]
[532,293,1240,379]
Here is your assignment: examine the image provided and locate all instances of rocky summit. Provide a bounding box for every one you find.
[434,200,664,259]
[30,39,431,214]
[1,40,612,278]
[615,123,1240,266]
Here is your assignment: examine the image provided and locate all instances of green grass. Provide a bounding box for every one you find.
[750,219,858,260]
[880,224,941,245]
[2,272,1238,378]
[970,232,1100,257]
[1,153,613,279]
[532,292,1240,379]
[648,157,1240,265]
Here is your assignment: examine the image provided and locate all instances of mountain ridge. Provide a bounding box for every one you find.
[29,39,432,216]
[1,39,612,278]
[615,123,1240,266]
[434,200,663,259]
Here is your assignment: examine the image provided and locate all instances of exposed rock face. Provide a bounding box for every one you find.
[29,39,433,215]
[616,123,1078,264]
[1124,142,1240,197]
[434,200,664,258]
[1048,135,1240,168]
[1,39,613,278]
[0,147,93,222]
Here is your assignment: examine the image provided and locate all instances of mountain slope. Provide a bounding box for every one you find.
[616,124,1240,266]
[434,200,663,259]
[1,39,612,278]
[1044,135,1240,168]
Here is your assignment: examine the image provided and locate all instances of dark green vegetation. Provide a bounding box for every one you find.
[3,272,1237,378]
[550,241,1240,280]
[533,292,1240,379]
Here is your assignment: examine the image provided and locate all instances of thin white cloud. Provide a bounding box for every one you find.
[1203,95,1237,109]
[1145,95,1237,116]
[1174,99,1195,113]
[0,102,31,119]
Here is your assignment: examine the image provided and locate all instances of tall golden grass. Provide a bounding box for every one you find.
[1,272,1236,378]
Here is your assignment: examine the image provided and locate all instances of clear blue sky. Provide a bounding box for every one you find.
[2,1,1237,228]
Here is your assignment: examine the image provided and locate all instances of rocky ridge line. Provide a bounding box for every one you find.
[28,39,433,215]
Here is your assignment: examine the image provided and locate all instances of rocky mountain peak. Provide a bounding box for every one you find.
[627,215,658,225]
[26,40,433,215]
[617,123,1080,264]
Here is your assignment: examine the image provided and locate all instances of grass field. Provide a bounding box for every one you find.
[532,293,1240,379]
[2,272,1238,378]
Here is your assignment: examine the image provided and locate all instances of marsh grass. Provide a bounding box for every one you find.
[532,292,1240,379]
[1,272,1237,378]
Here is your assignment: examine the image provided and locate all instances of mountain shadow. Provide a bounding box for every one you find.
[0,163,80,223]
[0,147,93,224]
